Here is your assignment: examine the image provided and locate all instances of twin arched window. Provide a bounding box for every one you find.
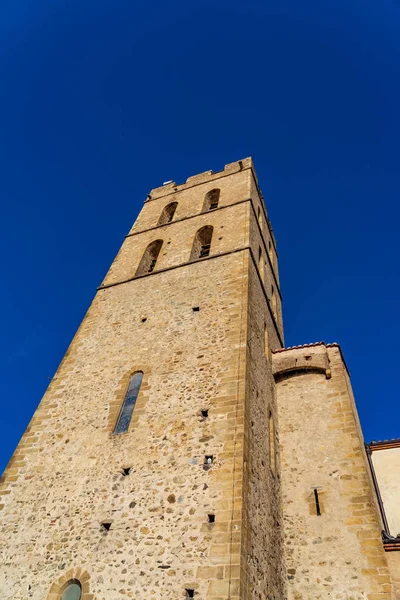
[203,189,220,211]
[114,371,144,434]
[158,202,178,226]
[135,239,163,276]
[137,191,221,276]
[157,189,220,226]
[190,225,213,261]
[135,225,214,277]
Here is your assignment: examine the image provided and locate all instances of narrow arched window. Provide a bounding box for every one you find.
[268,240,274,265]
[269,411,276,475]
[258,247,265,282]
[114,371,144,434]
[264,323,269,360]
[158,202,178,226]
[257,206,262,227]
[61,581,82,600]
[203,189,220,211]
[271,285,277,318]
[190,225,213,261]
[135,240,163,276]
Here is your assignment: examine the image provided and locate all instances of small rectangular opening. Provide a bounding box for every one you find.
[204,455,214,470]
[122,467,131,476]
[192,307,200,312]
[101,521,112,531]
[199,244,210,257]
[185,590,195,599]
[208,513,215,523]
[314,489,321,516]
[201,409,209,418]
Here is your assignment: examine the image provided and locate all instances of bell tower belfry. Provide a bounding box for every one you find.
[0,158,286,599]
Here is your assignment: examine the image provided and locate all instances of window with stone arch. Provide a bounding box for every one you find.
[157,201,178,226]
[271,285,278,319]
[113,371,144,434]
[135,239,163,276]
[269,411,276,475]
[264,323,269,360]
[202,188,220,211]
[258,246,265,283]
[190,225,213,261]
[257,205,263,228]
[47,569,91,600]
[268,239,274,265]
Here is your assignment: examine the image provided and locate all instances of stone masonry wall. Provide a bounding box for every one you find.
[386,555,400,600]
[274,344,393,600]
[0,158,287,600]
[241,260,286,600]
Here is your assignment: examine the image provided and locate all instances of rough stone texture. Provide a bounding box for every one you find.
[241,260,286,600]
[386,554,400,600]
[0,159,285,599]
[1,157,397,600]
[274,344,393,600]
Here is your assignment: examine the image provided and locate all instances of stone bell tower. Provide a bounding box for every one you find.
[0,158,287,599]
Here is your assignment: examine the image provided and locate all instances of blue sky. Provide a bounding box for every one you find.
[1,0,399,473]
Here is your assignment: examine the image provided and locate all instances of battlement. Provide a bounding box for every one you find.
[147,157,255,200]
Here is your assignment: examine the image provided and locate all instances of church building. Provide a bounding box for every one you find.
[0,158,399,599]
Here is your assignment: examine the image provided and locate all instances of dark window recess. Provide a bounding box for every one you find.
[141,317,147,323]
[192,307,200,312]
[201,409,209,418]
[204,455,214,470]
[199,244,211,258]
[186,590,195,599]
[122,467,131,476]
[114,371,144,434]
[203,189,220,211]
[101,522,112,531]
[314,489,321,516]
[148,258,157,273]
[305,355,311,361]
[135,239,163,277]
[157,202,178,226]
[190,225,213,261]
[208,514,215,523]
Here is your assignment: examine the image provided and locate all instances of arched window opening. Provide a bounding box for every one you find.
[135,240,163,276]
[203,189,220,211]
[114,371,144,434]
[269,411,276,475]
[268,240,274,264]
[61,581,82,600]
[264,323,269,360]
[258,247,264,282]
[190,226,213,261]
[158,202,178,226]
[271,285,277,318]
